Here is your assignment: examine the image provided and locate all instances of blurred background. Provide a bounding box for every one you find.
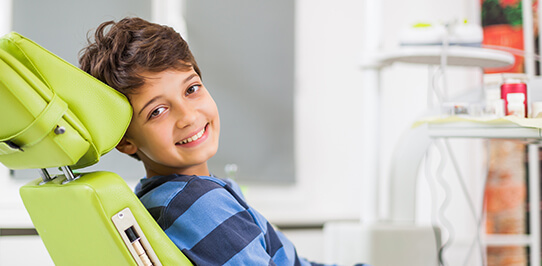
[2,0,538,265]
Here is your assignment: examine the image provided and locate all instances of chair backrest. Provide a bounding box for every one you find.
[0,32,191,266]
[0,33,127,169]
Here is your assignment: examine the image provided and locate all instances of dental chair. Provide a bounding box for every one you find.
[0,32,192,265]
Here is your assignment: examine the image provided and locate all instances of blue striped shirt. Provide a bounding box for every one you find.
[134,174,327,265]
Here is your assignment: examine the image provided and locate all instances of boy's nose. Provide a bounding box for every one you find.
[174,102,197,128]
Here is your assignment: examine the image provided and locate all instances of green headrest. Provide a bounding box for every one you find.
[0,32,132,170]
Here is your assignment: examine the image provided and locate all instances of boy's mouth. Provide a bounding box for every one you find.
[177,125,207,145]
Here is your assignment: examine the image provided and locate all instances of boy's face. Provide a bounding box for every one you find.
[117,68,220,178]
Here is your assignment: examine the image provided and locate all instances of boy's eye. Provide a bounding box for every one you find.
[186,85,201,96]
[149,107,166,119]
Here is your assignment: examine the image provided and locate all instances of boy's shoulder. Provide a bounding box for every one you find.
[136,174,217,195]
[135,174,248,230]
[135,174,243,207]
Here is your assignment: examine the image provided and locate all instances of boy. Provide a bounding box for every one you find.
[79,17,341,265]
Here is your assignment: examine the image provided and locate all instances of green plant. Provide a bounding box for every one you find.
[482,0,523,26]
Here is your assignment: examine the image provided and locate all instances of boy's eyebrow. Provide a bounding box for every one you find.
[137,96,162,117]
[137,73,199,117]
[184,73,198,83]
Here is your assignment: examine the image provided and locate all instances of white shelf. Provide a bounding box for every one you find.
[485,234,533,247]
[426,121,542,139]
[374,46,515,68]
[427,119,541,266]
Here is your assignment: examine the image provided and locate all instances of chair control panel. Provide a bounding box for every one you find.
[112,208,162,266]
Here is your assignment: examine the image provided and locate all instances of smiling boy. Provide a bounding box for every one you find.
[78,17,338,265]
[116,68,220,178]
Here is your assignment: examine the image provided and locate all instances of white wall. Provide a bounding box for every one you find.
[0,0,11,36]
[245,0,367,225]
[0,166,33,228]
[247,0,484,223]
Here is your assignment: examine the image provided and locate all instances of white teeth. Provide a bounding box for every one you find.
[179,127,206,144]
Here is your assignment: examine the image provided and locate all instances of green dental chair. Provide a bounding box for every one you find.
[0,32,192,266]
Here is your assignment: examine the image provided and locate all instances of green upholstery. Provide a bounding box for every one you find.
[20,172,191,266]
[0,32,192,265]
[0,32,130,169]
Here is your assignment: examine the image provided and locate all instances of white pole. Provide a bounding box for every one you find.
[0,0,12,36]
[528,144,540,266]
[538,0,542,75]
[360,0,382,224]
[523,0,535,78]
[151,0,188,41]
[522,0,535,121]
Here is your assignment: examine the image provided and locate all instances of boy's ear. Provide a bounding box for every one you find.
[116,137,138,155]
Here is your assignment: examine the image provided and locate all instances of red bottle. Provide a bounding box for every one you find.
[501,79,527,117]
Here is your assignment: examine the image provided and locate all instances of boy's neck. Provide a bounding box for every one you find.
[144,163,211,179]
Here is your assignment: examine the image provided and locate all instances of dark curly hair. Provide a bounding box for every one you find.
[79,17,201,96]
